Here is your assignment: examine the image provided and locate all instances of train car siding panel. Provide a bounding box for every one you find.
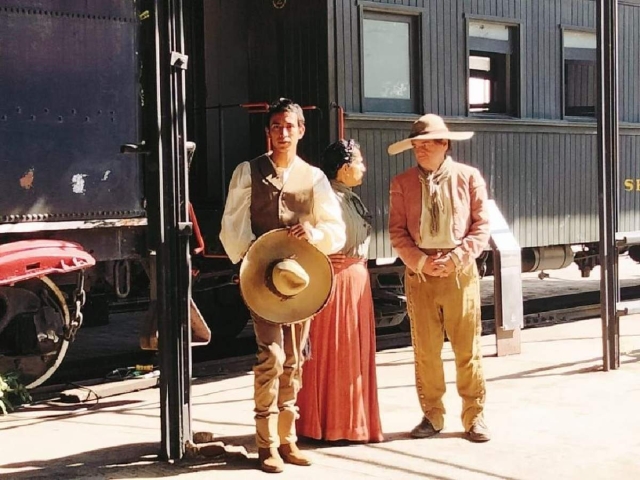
[620,3,640,124]
[345,118,638,258]
[333,0,640,259]
[620,136,640,233]
[336,0,634,120]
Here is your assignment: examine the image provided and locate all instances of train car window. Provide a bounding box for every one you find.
[361,10,420,114]
[562,30,596,118]
[467,21,520,117]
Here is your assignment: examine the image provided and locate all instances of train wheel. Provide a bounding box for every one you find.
[0,276,70,389]
[192,284,250,339]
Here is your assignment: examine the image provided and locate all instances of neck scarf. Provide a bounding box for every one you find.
[419,156,452,236]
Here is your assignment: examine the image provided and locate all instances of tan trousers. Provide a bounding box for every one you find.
[404,262,486,431]
[253,317,311,449]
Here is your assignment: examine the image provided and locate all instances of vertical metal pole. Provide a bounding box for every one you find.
[597,0,620,371]
[154,0,193,459]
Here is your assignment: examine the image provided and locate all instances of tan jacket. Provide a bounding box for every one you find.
[389,160,490,273]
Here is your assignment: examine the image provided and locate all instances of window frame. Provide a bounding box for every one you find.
[358,3,422,114]
[464,14,524,118]
[560,25,597,120]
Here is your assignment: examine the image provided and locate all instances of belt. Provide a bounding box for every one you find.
[419,248,454,255]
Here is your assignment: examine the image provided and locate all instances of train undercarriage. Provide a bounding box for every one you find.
[0,222,636,390]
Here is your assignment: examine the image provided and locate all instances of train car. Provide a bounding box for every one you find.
[2,0,639,386]
[189,0,640,327]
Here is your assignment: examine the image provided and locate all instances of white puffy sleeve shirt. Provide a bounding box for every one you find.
[219,157,346,264]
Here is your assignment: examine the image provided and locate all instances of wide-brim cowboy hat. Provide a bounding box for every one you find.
[388,114,474,155]
[239,228,333,324]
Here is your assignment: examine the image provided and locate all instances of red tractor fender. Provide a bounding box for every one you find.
[0,240,96,286]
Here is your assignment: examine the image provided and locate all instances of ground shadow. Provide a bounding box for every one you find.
[304,438,519,480]
[486,357,604,382]
[0,399,146,432]
[296,429,467,451]
[0,439,258,480]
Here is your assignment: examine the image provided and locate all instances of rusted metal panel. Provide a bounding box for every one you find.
[0,1,143,223]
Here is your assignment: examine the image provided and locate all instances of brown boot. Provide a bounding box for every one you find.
[278,443,312,466]
[258,447,284,473]
[410,417,441,439]
[466,419,491,443]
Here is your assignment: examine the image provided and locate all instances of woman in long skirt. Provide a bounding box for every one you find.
[296,139,384,443]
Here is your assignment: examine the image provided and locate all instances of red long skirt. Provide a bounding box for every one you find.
[296,258,384,442]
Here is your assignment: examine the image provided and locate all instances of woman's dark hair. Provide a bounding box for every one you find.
[267,98,305,127]
[320,139,360,180]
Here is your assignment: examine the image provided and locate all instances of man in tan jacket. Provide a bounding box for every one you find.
[388,114,491,442]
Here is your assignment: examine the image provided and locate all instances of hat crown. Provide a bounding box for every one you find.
[271,259,310,297]
[410,114,449,138]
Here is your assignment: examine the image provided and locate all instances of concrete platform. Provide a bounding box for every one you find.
[1,315,639,480]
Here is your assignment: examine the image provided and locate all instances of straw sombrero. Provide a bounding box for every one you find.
[388,114,474,155]
[239,228,333,324]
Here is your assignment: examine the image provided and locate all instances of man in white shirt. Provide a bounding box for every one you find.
[220,98,345,473]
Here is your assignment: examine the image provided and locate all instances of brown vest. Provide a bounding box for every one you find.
[249,154,314,237]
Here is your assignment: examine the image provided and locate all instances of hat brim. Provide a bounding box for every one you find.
[388,131,474,156]
[239,229,333,324]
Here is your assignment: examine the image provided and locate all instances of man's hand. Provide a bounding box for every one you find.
[288,223,311,241]
[432,254,456,277]
[420,253,455,277]
[421,255,443,276]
